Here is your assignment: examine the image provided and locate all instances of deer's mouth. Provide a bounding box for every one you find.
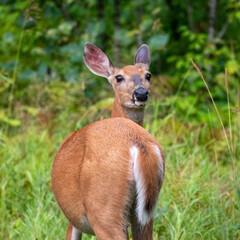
[131,97,148,108]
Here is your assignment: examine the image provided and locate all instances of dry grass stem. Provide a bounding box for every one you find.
[230,108,240,112]
[190,59,231,155]
[225,68,232,144]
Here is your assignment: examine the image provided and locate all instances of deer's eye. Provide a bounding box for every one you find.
[115,75,124,83]
[146,73,151,81]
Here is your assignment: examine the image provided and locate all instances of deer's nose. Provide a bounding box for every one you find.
[134,87,149,101]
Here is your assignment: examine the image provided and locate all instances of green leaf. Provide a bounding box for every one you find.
[58,22,75,35]
[227,225,240,230]
[0,73,12,83]
[21,106,39,116]
[148,34,169,51]
[226,60,239,75]
[237,189,240,197]
[0,110,21,127]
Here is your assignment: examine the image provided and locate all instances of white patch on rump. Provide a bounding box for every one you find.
[153,145,164,183]
[130,146,150,226]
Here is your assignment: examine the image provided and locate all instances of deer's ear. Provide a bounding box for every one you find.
[83,43,114,78]
[134,44,150,69]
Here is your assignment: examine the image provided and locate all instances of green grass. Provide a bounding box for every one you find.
[1,80,240,239]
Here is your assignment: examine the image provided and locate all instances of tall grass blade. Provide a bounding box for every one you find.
[8,30,25,117]
[190,59,231,154]
[190,59,236,181]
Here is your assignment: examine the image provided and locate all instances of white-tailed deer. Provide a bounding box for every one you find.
[51,44,165,240]
[83,42,152,127]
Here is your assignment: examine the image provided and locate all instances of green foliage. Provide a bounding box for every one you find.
[0,0,240,239]
[1,0,239,125]
[0,110,20,126]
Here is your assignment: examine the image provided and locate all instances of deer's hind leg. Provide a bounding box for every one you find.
[131,217,153,240]
[86,212,129,240]
[66,222,82,240]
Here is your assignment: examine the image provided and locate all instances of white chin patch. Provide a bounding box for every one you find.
[132,95,148,107]
[124,100,147,108]
[134,101,147,107]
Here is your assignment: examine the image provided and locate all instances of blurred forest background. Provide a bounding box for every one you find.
[0,0,240,239]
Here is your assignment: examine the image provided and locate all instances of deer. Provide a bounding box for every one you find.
[51,43,165,240]
[83,42,152,127]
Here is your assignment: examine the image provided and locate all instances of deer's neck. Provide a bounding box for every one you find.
[111,97,145,127]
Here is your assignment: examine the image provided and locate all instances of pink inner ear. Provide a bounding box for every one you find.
[86,46,105,64]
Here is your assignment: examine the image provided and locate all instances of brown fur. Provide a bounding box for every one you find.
[52,118,165,239]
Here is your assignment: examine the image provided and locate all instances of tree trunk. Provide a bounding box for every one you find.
[164,0,180,40]
[137,0,143,46]
[208,0,217,41]
[206,0,217,84]
[186,0,194,32]
[97,0,106,51]
[114,0,120,62]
